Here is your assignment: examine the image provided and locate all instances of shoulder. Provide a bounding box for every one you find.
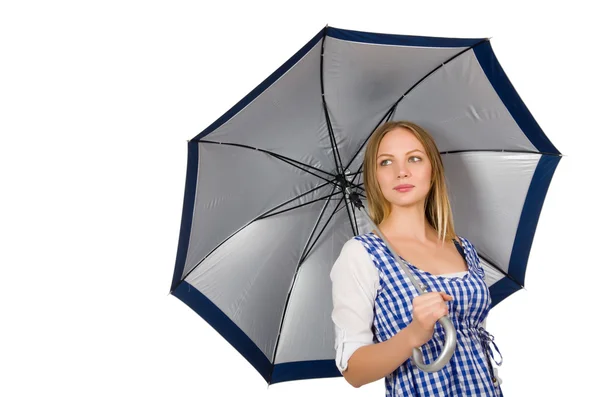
[342,236,370,253]
[331,235,378,281]
[334,237,372,267]
[456,235,486,276]
[456,235,477,255]
[337,233,378,256]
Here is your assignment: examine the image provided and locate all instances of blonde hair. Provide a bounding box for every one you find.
[362,121,456,242]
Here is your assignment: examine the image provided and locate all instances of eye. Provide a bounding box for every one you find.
[379,159,392,166]
[408,156,422,163]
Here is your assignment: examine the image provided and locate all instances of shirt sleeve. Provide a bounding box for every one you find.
[461,236,487,281]
[330,238,380,374]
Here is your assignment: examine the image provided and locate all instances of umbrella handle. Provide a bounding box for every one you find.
[411,315,457,372]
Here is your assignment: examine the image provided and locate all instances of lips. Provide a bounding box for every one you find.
[394,184,414,192]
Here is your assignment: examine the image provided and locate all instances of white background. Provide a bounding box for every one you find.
[1,0,598,396]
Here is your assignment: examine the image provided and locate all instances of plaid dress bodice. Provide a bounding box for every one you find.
[354,233,503,397]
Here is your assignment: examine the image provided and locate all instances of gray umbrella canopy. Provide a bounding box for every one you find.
[170,27,560,384]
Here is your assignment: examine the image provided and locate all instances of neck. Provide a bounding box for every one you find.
[378,201,437,243]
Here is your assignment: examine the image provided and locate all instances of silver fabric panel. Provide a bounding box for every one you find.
[274,202,372,363]
[185,201,329,360]
[392,50,536,152]
[345,142,366,177]
[183,143,317,278]
[323,38,469,167]
[481,257,504,288]
[202,41,334,173]
[444,152,540,272]
[271,181,337,215]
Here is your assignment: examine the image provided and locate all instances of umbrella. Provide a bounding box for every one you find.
[169,26,561,385]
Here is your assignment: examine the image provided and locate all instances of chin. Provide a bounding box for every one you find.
[391,201,422,208]
[386,194,427,208]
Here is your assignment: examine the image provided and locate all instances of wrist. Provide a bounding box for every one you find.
[404,323,420,349]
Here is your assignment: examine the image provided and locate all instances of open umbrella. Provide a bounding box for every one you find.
[169,26,561,385]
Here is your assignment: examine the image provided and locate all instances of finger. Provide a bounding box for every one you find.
[441,292,453,301]
[427,307,448,325]
[436,307,449,320]
[435,304,449,318]
[417,292,444,303]
[422,292,452,305]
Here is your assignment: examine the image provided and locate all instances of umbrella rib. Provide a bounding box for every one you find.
[343,38,490,173]
[172,181,338,289]
[257,180,337,219]
[341,171,366,193]
[342,105,396,173]
[258,190,343,220]
[297,186,339,266]
[269,184,339,372]
[198,140,336,179]
[392,38,490,110]
[440,149,562,157]
[347,164,366,199]
[351,198,358,232]
[345,193,359,237]
[259,179,364,221]
[299,189,347,265]
[297,201,348,268]
[270,193,349,373]
[319,31,345,176]
[342,191,358,236]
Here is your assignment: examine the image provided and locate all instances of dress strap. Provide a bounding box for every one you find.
[477,327,503,366]
[477,327,503,385]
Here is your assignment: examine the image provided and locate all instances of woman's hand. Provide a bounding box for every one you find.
[407,291,453,347]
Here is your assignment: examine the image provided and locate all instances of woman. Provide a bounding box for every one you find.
[330,121,503,396]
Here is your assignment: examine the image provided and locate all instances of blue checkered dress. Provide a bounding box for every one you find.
[354,232,503,396]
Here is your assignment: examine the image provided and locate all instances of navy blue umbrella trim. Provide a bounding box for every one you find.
[474,41,560,155]
[271,359,341,384]
[170,142,199,292]
[173,281,342,384]
[327,26,483,48]
[509,154,561,286]
[172,281,273,382]
[490,277,522,309]
[488,154,560,308]
[193,28,326,141]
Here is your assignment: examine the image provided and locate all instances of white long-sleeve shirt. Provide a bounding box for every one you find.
[330,238,501,383]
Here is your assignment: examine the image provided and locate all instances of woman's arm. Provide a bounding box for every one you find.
[342,289,452,388]
[331,240,449,388]
[330,239,381,387]
[342,324,420,388]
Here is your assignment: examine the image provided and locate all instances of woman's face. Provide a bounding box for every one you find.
[375,127,432,209]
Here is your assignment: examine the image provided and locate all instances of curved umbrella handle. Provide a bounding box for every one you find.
[411,316,457,372]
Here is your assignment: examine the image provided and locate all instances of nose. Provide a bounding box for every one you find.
[396,164,410,179]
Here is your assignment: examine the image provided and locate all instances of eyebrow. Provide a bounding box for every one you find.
[377,149,424,158]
